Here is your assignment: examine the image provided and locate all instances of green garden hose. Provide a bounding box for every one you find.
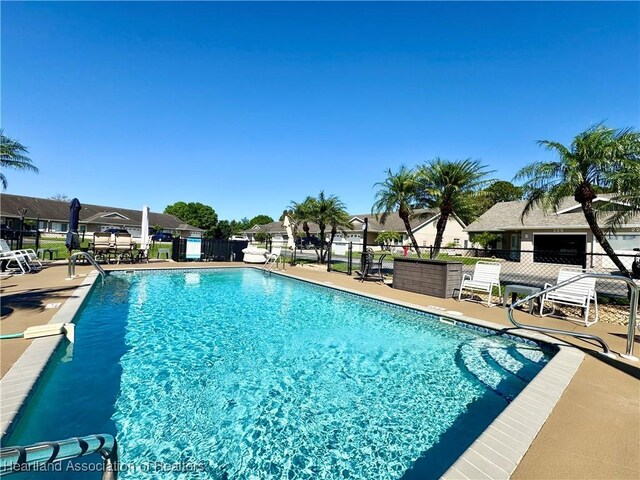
[0,332,25,339]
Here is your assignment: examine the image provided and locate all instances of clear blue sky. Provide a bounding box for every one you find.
[2,1,639,221]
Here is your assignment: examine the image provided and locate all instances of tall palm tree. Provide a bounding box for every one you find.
[417,158,492,256]
[322,195,351,264]
[514,124,640,276]
[288,196,315,242]
[302,191,350,264]
[0,130,38,190]
[372,167,422,257]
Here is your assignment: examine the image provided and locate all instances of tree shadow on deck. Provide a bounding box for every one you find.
[0,285,83,318]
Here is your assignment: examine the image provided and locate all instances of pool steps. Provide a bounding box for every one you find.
[457,338,548,401]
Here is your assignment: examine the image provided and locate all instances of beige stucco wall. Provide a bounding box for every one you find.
[411,217,470,248]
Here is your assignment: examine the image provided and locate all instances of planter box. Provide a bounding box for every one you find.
[393,258,463,298]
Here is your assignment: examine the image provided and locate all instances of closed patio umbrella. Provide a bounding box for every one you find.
[282,215,296,249]
[65,198,82,253]
[283,215,295,249]
[140,205,150,250]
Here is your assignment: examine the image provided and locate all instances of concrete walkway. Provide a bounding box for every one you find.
[1,260,638,478]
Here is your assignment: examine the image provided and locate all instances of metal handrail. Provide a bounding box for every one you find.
[67,252,106,284]
[507,273,639,360]
[0,434,118,479]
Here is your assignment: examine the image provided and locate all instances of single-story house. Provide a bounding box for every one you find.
[341,209,470,250]
[464,195,640,269]
[244,209,470,253]
[0,193,204,241]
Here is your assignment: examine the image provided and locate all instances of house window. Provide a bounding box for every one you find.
[606,234,640,250]
[38,220,47,231]
[51,222,68,232]
[453,238,460,245]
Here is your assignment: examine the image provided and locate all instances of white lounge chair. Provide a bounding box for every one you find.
[2,240,42,269]
[0,239,32,274]
[540,267,598,327]
[16,246,42,269]
[458,261,502,307]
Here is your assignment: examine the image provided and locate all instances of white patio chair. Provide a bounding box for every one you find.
[458,261,502,307]
[540,267,598,327]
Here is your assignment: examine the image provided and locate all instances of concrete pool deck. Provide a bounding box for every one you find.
[1,260,638,478]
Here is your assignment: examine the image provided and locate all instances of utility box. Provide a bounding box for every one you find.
[393,258,463,298]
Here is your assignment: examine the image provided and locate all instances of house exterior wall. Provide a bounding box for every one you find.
[496,228,639,270]
[410,217,470,248]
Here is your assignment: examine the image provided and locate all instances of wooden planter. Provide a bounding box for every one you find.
[393,257,463,298]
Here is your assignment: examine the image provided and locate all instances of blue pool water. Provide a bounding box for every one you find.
[7,269,553,479]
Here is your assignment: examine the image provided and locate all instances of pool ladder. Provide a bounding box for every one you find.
[507,273,639,361]
[67,252,107,284]
[0,434,118,479]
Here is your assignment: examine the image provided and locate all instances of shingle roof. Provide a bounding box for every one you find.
[350,209,441,232]
[464,196,640,232]
[0,193,203,231]
[243,209,447,235]
[243,220,322,235]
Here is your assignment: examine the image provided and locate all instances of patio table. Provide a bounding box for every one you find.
[502,284,541,314]
[37,248,59,260]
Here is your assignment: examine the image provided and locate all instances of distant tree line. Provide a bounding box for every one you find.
[163,201,273,239]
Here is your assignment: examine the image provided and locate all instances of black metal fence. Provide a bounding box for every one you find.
[172,238,249,262]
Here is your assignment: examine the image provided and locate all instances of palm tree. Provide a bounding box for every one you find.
[514,124,640,276]
[416,158,492,256]
[0,130,38,190]
[290,192,350,263]
[322,196,351,264]
[603,160,640,233]
[307,192,350,263]
[372,167,423,257]
[288,196,316,244]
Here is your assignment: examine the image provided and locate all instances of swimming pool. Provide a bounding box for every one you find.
[6,268,553,479]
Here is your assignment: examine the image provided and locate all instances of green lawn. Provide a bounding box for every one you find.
[21,238,172,260]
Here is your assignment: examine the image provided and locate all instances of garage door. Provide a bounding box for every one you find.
[533,234,586,267]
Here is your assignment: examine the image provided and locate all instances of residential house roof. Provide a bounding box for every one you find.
[349,209,445,232]
[464,195,640,232]
[244,209,463,236]
[0,193,203,232]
